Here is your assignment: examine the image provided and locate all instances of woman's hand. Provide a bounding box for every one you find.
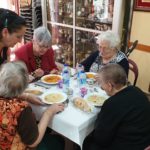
[45,103,65,115]
[28,74,35,83]
[21,93,43,105]
[34,68,44,77]
[50,69,60,74]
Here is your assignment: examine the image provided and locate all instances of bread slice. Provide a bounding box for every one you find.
[74,97,91,112]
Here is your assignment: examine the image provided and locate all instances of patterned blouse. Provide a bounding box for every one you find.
[90,50,128,73]
[0,98,28,150]
[34,56,41,69]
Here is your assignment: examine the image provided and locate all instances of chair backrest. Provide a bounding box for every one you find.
[128,59,139,86]
[126,40,138,57]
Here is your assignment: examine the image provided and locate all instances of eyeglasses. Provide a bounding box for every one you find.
[98,45,111,52]
[35,41,50,49]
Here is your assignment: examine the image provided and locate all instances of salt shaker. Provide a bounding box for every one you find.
[80,87,88,97]
[58,80,63,89]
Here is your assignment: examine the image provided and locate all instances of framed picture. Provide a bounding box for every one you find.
[134,0,150,11]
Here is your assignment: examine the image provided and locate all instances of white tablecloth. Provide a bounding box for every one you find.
[29,77,107,148]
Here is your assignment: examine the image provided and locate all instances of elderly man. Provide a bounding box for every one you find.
[83,63,150,150]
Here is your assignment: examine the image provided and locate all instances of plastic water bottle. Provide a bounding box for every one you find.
[62,64,68,73]
[62,70,70,93]
[79,70,87,88]
[76,64,83,87]
[62,64,71,77]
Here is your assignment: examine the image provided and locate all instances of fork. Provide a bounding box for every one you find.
[63,98,69,107]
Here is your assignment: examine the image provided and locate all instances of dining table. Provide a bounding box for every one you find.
[28,73,108,149]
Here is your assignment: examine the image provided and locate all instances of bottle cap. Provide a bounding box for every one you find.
[64,70,69,73]
[78,64,82,67]
[80,70,85,73]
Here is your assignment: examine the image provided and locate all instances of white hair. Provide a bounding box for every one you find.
[96,30,120,48]
[33,26,51,47]
[0,61,28,98]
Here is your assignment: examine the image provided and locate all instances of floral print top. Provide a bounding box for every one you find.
[0,97,28,150]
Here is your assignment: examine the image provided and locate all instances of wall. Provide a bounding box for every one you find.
[0,0,15,11]
[129,11,150,92]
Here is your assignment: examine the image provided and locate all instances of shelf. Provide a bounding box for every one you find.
[43,0,125,67]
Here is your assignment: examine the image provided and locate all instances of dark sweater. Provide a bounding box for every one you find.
[83,86,150,150]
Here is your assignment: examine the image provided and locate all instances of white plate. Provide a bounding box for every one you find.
[84,93,107,106]
[41,74,62,85]
[24,89,43,96]
[25,86,44,96]
[41,91,67,104]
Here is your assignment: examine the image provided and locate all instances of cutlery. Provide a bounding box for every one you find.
[94,88,99,92]
[34,81,50,89]
[63,98,69,107]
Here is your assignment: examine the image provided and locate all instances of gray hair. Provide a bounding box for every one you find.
[33,26,51,47]
[98,63,127,89]
[0,61,28,98]
[96,31,120,49]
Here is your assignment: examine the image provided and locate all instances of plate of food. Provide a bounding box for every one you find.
[41,91,67,104]
[73,97,93,112]
[41,74,62,84]
[24,89,43,96]
[86,72,97,79]
[84,93,107,106]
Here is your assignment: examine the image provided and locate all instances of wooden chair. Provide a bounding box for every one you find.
[128,59,139,86]
[126,40,138,57]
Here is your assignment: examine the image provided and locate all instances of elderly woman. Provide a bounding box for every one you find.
[81,31,129,75]
[0,61,65,150]
[83,64,150,150]
[0,8,26,64]
[14,26,59,81]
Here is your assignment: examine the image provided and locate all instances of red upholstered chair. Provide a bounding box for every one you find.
[128,59,139,86]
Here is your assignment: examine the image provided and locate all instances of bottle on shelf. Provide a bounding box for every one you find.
[62,70,70,93]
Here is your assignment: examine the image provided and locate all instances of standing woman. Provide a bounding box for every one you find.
[0,8,26,64]
[0,8,42,105]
